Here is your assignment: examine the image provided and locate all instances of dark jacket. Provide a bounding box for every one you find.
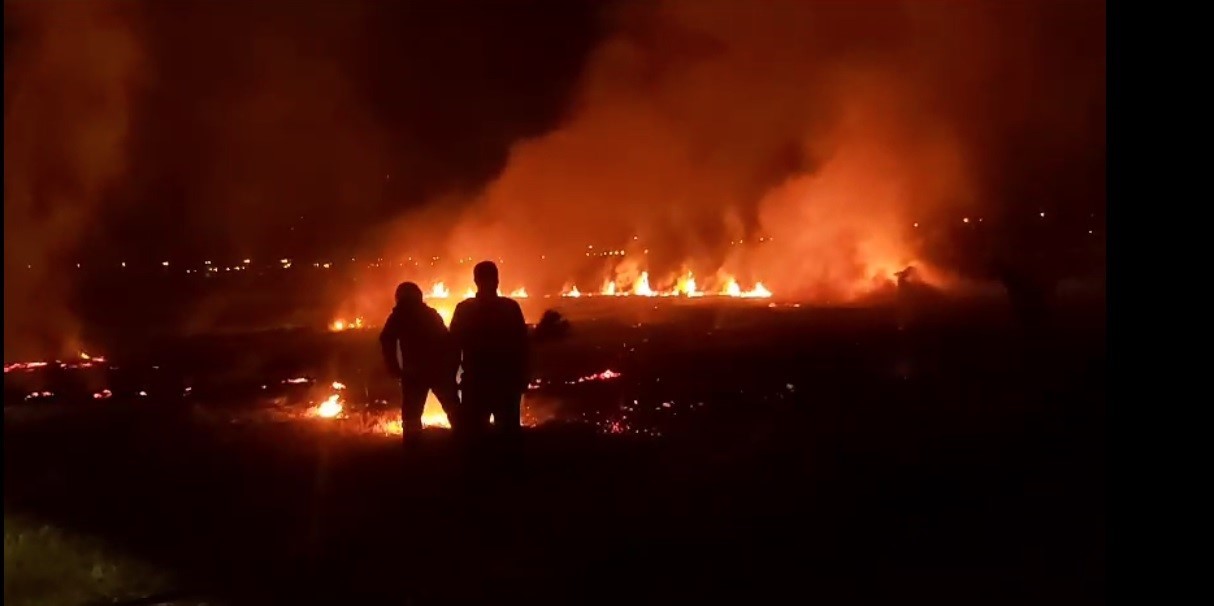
[379,302,455,379]
[450,293,529,390]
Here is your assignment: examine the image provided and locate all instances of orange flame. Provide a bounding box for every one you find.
[314,394,343,418]
[330,317,364,332]
[427,282,450,299]
[635,272,655,296]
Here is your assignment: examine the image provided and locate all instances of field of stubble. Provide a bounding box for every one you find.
[4,294,1105,605]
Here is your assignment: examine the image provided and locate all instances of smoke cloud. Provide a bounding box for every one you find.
[4,0,144,359]
[372,0,1104,301]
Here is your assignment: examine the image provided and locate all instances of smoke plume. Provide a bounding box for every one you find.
[4,0,144,359]
[373,0,1104,301]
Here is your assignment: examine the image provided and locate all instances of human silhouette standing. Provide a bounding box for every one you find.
[450,261,529,439]
[379,281,461,440]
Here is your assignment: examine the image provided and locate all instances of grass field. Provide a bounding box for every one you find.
[4,295,1104,605]
[4,515,172,606]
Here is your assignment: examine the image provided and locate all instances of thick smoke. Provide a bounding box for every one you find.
[4,0,143,359]
[374,0,1104,300]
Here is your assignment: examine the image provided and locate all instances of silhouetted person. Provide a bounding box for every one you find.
[450,262,529,439]
[379,281,460,439]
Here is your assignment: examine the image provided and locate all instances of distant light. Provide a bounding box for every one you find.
[204,260,211,265]
[1039,212,1046,218]
[76,263,81,268]
[162,261,170,267]
[913,222,919,228]
[280,258,290,264]
[121,262,126,268]
[1088,230,1094,235]
[243,259,251,264]
[963,217,970,223]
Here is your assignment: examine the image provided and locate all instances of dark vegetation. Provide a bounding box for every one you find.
[5,292,1104,605]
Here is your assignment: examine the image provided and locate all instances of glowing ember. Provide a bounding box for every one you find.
[93,389,113,400]
[577,369,621,382]
[529,368,623,389]
[4,361,49,374]
[5,351,110,374]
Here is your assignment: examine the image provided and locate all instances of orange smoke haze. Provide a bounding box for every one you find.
[1,1,1103,352]
[352,0,1101,312]
[3,0,144,359]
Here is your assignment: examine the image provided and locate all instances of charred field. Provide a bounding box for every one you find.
[3,284,1105,605]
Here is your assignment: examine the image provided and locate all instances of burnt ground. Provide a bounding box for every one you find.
[3,297,1105,605]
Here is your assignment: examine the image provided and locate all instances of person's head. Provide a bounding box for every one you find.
[395,281,423,305]
[473,261,499,294]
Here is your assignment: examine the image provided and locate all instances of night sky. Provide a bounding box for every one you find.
[6,0,610,262]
